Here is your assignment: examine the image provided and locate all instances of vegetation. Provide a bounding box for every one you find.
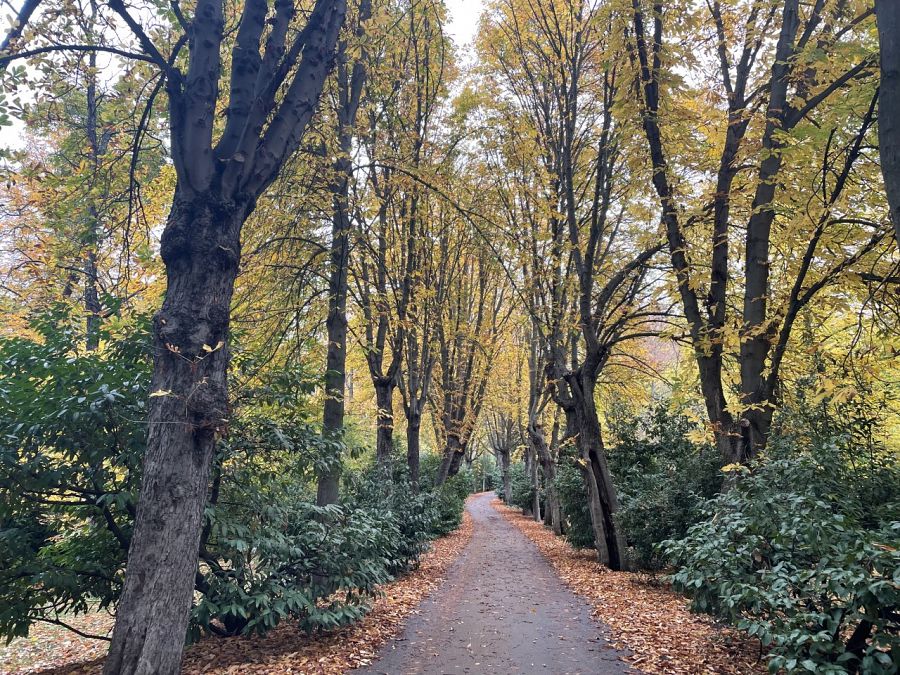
[0,0,897,672]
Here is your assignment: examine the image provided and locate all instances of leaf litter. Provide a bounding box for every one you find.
[1,506,474,675]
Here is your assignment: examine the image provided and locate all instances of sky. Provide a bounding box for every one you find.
[445,0,485,48]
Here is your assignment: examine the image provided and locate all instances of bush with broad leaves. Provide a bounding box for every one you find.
[663,437,899,674]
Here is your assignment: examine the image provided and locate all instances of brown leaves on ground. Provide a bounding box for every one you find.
[492,499,767,675]
[0,614,113,675]
[1,505,474,675]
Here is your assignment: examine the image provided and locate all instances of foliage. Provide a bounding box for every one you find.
[433,472,473,536]
[506,462,536,513]
[417,454,473,536]
[0,309,469,645]
[663,434,900,674]
[0,306,148,641]
[607,403,722,569]
[553,461,594,550]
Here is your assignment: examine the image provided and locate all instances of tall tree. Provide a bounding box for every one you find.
[351,0,449,468]
[479,0,664,569]
[318,0,373,506]
[1,0,347,669]
[629,0,891,465]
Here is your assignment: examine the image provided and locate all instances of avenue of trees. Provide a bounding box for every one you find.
[0,0,897,673]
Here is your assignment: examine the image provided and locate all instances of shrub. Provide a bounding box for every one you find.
[0,308,148,640]
[663,438,900,674]
[432,471,472,535]
[607,403,721,569]
[0,309,468,645]
[554,461,594,549]
[507,462,536,512]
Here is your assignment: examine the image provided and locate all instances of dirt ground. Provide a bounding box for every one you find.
[356,492,631,675]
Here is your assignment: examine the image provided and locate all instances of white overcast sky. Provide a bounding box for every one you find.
[445,0,484,48]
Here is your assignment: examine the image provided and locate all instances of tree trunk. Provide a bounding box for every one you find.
[448,445,465,477]
[435,435,463,486]
[565,378,626,570]
[316,135,352,508]
[530,447,541,523]
[104,196,245,674]
[83,249,101,352]
[499,449,511,504]
[528,424,560,533]
[374,380,394,468]
[406,413,421,488]
[876,0,900,246]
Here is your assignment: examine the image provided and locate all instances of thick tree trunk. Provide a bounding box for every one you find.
[448,443,465,477]
[406,413,421,488]
[876,0,900,246]
[374,380,394,467]
[564,378,626,570]
[104,196,245,674]
[435,435,463,486]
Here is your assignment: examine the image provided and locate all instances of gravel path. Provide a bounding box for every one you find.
[357,492,630,675]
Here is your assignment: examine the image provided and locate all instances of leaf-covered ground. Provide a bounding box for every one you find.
[494,499,767,675]
[0,505,474,675]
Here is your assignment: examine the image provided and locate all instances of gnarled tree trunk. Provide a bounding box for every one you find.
[105,196,246,674]
[528,422,560,534]
[563,374,626,571]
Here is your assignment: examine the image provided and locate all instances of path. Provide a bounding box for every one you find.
[357,492,630,675]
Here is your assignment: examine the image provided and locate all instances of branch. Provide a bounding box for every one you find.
[0,0,42,68]
[0,43,156,66]
[107,0,168,68]
[34,617,112,642]
[788,55,877,126]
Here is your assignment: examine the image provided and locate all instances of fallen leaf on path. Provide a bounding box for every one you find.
[492,499,766,675]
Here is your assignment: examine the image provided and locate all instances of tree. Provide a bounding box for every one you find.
[431,243,509,485]
[478,0,665,569]
[318,0,373,506]
[351,0,450,469]
[485,409,519,503]
[1,0,347,668]
[628,0,891,465]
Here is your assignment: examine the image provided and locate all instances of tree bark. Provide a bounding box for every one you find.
[104,195,246,674]
[529,444,541,523]
[374,378,394,468]
[564,374,626,570]
[406,413,421,487]
[435,435,464,486]
[876,0,900,246]
[499,449,511,504]
[528,423,561,534]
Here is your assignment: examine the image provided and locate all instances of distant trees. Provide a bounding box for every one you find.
[478,0,665,569]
